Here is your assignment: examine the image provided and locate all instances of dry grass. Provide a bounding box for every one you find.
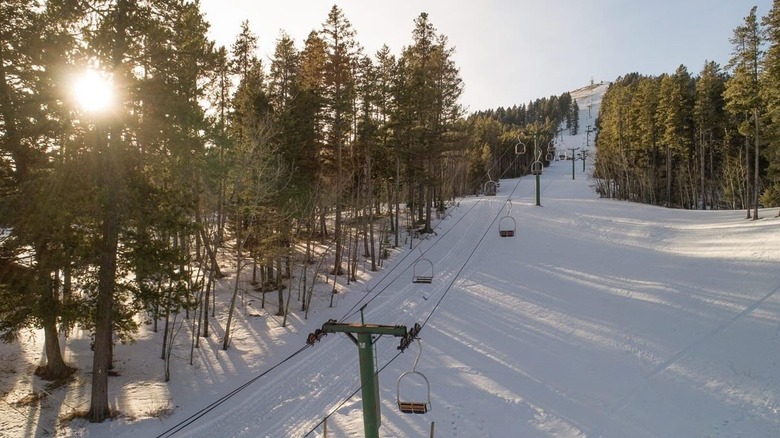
[144,396,174,420]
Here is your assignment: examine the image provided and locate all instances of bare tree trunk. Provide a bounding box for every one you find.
[282,255,295,327]
[753,109,760,220]
[346,213,354,285]
[88,0,131,421]
[199,227,223,278]
[333,135,344,276]
[395,158,400,248]
[666,145,672,206]
[161,302,170,360]
[35,268,75,380]
[700,132,706,209]
[364,156,376,271]
[223,215,243,350]
[745,133,752,218]
[201,267,212,338]
[276,257,284,316]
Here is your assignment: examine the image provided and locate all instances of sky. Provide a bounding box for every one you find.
[6,83,780,437]
[198,0,774,112]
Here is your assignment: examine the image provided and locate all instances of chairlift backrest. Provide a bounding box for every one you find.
[412,258,434,284]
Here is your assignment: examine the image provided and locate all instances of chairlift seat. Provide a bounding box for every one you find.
[499,230,514,237]
[398,401,429,414]
[413,276,433,284]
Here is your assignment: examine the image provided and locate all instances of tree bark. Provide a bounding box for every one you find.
[276,257,284,316]
[88,1,132,417]
[36,273,75,380]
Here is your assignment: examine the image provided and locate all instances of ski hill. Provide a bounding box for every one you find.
[4,83,780,438]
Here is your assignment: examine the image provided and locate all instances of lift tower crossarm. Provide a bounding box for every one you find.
[322,321,408,338]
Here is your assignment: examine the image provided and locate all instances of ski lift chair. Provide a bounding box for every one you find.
[397,339,431,414]
[484,180,497,196]
[499,216,516,237]
[530,160,543,175]
[412,258,434,284]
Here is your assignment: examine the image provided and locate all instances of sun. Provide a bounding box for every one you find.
[72,69,114,114]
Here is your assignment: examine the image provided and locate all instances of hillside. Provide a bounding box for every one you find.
[3,83,780,437]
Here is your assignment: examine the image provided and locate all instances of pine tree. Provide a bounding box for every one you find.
[635,76,662,204]
[0,0,81,381]
[761,0,780,212]
[134,0,214,378]
[373,45,401,246]
[320,5,360,276]
[657,65,695,207]
[84,0,135,422]
[694,61,726,209]
[724,6,763,219]
[569,99,580,135]
[398,13,463,233]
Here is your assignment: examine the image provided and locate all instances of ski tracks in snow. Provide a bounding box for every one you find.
[183,195,504,437]
[608,281,780,418]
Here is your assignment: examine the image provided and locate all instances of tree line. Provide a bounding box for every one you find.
[0,0,472,423]
[465,91,580,186]
[594,4,780,215]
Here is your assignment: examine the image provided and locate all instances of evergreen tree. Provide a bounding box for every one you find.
[724,6,763,219]
[372,45,401,246]
[0,0,82,381]
[83,0,136,422]
[657,65,695,207]
[320,5,360,275]
[397,13,463,233]
[569,99,580,135]
[298,30,327,249]
[231,20,259,84]
[761,0,780,212]
[134,0,214,377]
[694,61,726,209]
[635,76,662,203]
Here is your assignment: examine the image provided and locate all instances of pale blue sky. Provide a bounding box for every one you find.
[199,1,773,112]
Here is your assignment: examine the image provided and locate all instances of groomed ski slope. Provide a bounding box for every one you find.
[142,83,780,438]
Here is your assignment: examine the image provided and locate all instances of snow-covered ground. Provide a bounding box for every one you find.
[3,83,780,437]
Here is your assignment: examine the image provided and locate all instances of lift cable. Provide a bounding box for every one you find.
[301,176,526,437]
[158,158,529,438]
[154,344,310,438]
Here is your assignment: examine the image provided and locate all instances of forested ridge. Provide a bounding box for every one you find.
[1,0,778,428]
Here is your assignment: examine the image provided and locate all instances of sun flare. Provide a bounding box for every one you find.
[73,69,114,113]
